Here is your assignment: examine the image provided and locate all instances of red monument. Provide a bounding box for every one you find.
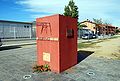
[36,14,77,73]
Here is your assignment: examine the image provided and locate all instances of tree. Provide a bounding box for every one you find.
[116,29,120,34]
[93,18,112,25]
[93,18,103,24]
[63,0,79,19]
[64,6,71,16]
[103,21,112,26]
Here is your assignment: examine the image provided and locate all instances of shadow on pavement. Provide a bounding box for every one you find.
[0,46,21,51]
[77,50,94,63]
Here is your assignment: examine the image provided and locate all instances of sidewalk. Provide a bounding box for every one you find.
[1,38,36,42]
[1,38,36,47]
[1,42,36,47]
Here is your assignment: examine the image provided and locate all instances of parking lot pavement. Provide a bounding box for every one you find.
[0,45,75,81]
[0,44,120,81]
[0,45,37,81]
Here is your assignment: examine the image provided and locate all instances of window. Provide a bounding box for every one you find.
[27,26,29,28]
[24,25,29,28]
[10,24,16,32]
[9,27,14,32]
[24,26,26,28]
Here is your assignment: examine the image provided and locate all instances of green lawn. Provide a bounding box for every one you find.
[78,35,120,49]
[109,35,120,39]
[77,42,94,49]
[78,40,103,49]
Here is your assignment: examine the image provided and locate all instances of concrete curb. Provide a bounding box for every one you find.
[2,38,36,42]
[1,42,36,47]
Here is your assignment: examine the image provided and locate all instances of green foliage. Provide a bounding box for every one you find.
[64,6,71,16]
[116,29,120,33]
[93,18,112,25]
[78,43,94,49]
[104,22,111,25]
[78,40,103,49]
[103,21,112,25]
[32,64,51,73]
[44,64,49,68]
[63,0,79,19]
[93,18,103,24]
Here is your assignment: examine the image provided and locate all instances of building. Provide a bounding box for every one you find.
[80,20,96,34]
[32,21,36,38]
[98,24,116,35]
[0,20,32,39]
[80,20,117,35]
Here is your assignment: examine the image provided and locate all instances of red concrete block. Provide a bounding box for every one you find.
[36,14,77,73]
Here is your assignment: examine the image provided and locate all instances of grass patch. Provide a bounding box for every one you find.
[78,35,120,49]
[78,40,103,49]
[98,35,120,40]
[109,36,120,39]
[111,53,120,60]
[78,43,95,49]
[117,50,120,60]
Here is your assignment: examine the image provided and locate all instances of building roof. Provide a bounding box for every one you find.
[0,20,32,24]
[80,19,116,28]
[80,20,96,25]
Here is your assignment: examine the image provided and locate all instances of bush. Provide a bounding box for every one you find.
[32,64,51,73]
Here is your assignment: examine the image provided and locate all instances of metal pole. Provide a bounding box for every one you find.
[14,26,16,39]
[29,26,31,39]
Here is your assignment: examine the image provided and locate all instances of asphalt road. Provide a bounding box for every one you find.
[0,45,120,81]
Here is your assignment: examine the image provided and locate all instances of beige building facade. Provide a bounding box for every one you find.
[80,20,96,34]
[80,20,117,35]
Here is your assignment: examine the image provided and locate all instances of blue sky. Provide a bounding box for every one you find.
[0,0,120,27]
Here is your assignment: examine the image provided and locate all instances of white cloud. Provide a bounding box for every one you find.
[17,0,120,27]
[17,0,69,13]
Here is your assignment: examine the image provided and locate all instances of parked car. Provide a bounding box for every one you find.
[82,33,93,39]
[92,34,98,38]
[82,33,97,39]
[0,38,2,46]
[78,29,97,39]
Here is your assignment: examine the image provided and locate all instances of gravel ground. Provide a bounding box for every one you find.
[79,36,120,59]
